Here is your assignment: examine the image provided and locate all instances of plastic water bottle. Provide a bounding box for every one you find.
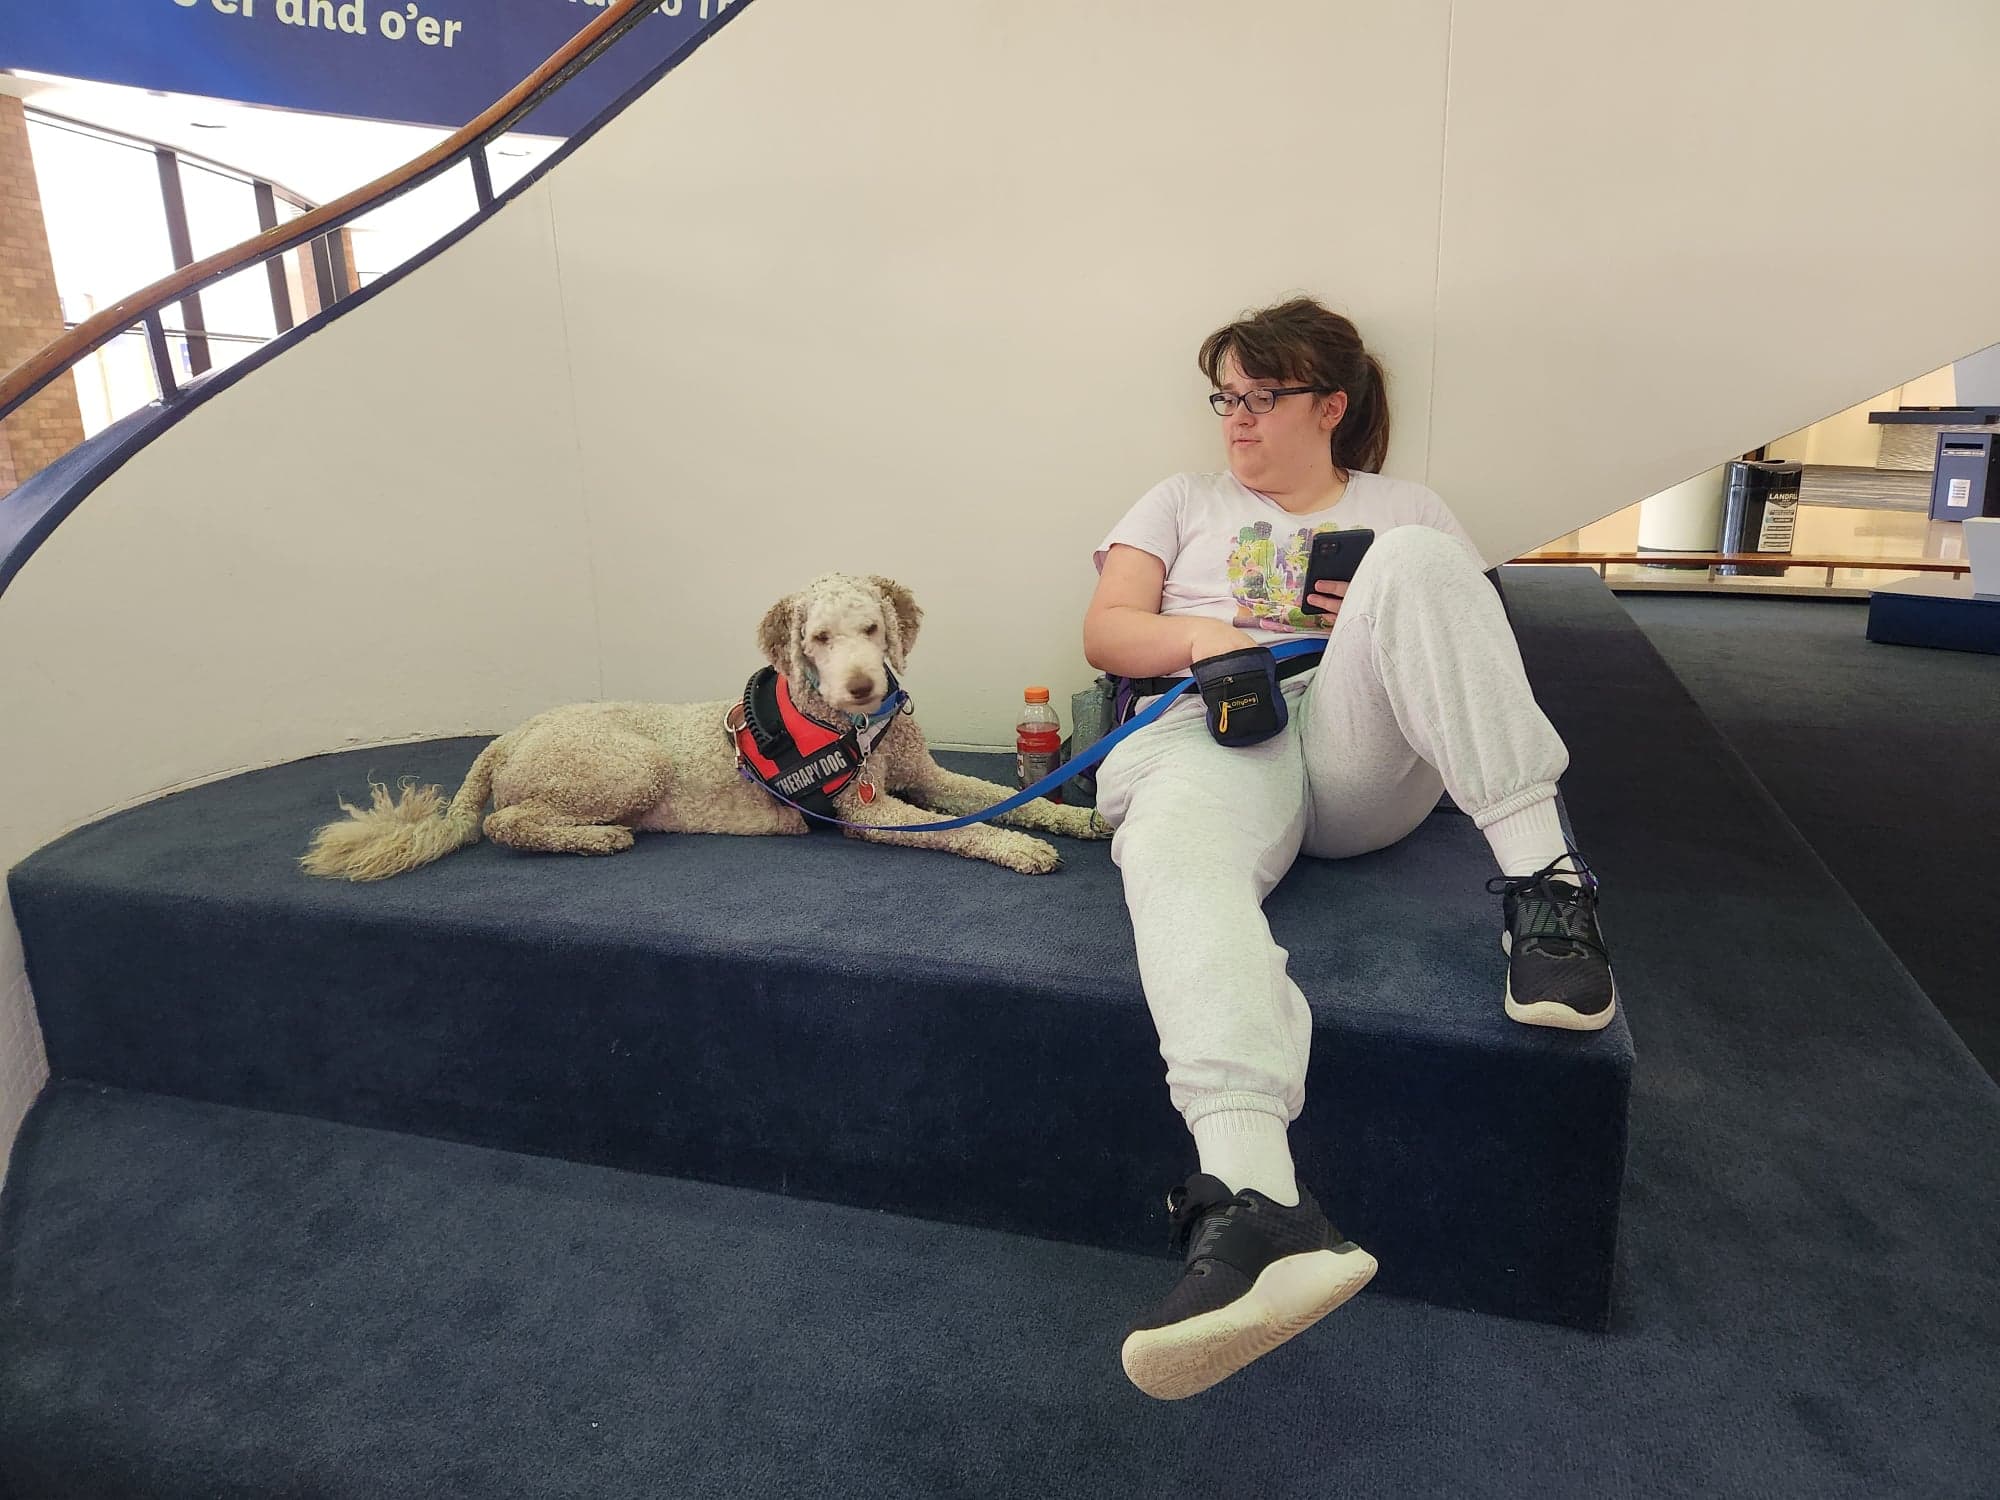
[1066,677,1113,809]
[1016,686,1063,801]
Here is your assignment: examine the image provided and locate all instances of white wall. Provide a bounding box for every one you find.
[0,179,600,1178]
[1958,342,2000,406]
[551,0,2000,741]
[7,0,2000,1171]
[551,0,1452,736]
[1429,0,2000,554]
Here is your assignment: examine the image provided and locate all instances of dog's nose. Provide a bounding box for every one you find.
[846,676,876,701]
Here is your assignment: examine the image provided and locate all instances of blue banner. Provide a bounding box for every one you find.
[0,1,737,137]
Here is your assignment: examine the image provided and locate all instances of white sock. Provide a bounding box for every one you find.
[1189,1109,1298,1206]
[1483,796,1580,880]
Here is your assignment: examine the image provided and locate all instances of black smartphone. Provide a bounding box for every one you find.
[1301,528,1376,606]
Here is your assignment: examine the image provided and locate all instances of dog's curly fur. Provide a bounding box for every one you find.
[301,574,1106,880]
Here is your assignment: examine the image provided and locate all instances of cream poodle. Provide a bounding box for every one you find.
[301,574,1105,880]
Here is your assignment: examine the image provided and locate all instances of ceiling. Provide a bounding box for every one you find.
[1,69,560,207]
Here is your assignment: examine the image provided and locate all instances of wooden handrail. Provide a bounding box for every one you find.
[0,0,657,422]
[1513,550,1972,589]
[1512,551,1969,573]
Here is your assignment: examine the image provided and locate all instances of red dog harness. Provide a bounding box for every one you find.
[728,667,907,824]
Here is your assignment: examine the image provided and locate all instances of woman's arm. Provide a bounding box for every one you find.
[1084,544,1257,676]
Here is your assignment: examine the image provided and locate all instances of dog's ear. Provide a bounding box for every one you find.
[757,594,805,680]
[869,576,922,671]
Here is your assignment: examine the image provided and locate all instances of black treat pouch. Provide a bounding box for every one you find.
[1190,646,1288,747]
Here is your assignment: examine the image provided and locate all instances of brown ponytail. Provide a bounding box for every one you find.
[1334,349,1390,475]
[1197,297,1391,474]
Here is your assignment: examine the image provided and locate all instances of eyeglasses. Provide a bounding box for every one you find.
[1208,385,1324,416]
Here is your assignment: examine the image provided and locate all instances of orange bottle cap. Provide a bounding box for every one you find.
[1024,686,1051,703]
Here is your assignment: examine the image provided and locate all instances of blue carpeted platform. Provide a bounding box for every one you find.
[1866,575,2000,655]
[9,676,1631,1327]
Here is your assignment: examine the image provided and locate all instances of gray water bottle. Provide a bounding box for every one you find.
[1065,676,1115,808]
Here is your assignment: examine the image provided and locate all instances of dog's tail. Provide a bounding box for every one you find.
[300,737,508,881]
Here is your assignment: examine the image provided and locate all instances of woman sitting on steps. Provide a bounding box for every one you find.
[1084,296,1617,1401]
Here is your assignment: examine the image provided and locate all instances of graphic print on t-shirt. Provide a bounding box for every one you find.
[1226,521,1345,632]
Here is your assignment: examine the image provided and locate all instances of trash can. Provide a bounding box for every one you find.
[1718,459,1801,577]
[1930,431,2000,522]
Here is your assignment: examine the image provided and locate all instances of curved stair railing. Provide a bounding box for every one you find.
[0,0,744,600]
[1511,551,1972,586]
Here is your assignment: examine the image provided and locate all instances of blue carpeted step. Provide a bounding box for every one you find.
[7,608,1631,1333]
[8,572,1996,1497]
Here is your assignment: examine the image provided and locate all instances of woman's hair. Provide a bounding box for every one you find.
[1197,297,1390,474]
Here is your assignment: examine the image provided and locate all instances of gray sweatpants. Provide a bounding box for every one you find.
[1094,524,1570,1130]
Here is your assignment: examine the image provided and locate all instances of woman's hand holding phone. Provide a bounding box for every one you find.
[1303,578,1349,623]
[1300,528,1375,626]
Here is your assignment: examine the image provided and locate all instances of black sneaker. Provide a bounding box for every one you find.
[1120,1173,1377,1401]
[1488,853,1617,1031]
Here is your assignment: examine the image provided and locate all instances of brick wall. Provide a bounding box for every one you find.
[0,96,87,500]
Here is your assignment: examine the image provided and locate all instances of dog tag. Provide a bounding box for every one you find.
[858,780,877,805]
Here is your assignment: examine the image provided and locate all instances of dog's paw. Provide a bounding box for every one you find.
[575,825,637,855]
[1056,807,1112,840]
[998,835,1063,875]
[1006,798,1109,840]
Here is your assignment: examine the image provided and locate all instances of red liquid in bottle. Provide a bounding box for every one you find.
[1016,686,1062,802]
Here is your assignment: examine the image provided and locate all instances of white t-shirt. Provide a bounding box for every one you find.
[1093,469,1484,646]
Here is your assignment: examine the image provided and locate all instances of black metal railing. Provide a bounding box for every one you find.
[0,0,672,427]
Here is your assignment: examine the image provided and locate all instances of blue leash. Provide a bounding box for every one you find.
[743,637,1327,834]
